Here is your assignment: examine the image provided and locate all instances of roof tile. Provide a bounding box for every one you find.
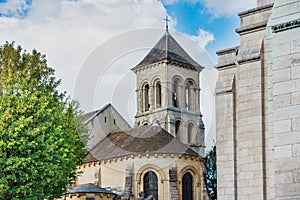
[132,32,203,71]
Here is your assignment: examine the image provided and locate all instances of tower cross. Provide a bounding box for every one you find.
[163,16,170,32]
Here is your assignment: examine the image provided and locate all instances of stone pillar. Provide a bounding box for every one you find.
[169,167,179,200]
[150,85,155,111]
[165,81,173,108]
[178,84,184,108]
[215,76,237,200]
[215,46,238,200]
[136,89,142,114]
[195,88,200,111]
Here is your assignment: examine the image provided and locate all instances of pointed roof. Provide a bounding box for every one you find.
[132,31,203,71]
[84,124,199,162]
[82,103,130,127]
[66,183,117,195]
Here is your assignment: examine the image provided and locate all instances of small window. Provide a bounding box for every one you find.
[188,123,195,144]
[155,81,162,108]
[175,120,181,139]
[104,117,107,123]
[144,84,150,111]
[185,80,196,110]
[113,119,116,124]
[173,79,179,107]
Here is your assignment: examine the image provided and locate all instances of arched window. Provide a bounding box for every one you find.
[143,171,158,200]
[182,172,193,200]
[173,78,180,107]
[187,123,195,144]
[175,120,182,141]
[185,80,195,110]
[143,84,150,112]
[155,81,162,108]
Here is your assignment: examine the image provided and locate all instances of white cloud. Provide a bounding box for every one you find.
[202,0,257,17]
[162,0,257,17]
[0,0,217,111]
[189,28,214,49]
[0,0,217,148]
[0,0,167,97]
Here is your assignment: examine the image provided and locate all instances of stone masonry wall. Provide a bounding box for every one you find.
[266,0,300,199]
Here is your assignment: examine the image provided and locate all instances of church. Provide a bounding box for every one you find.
[63,23,208,200]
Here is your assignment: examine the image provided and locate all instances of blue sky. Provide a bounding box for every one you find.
[163,1,244,61]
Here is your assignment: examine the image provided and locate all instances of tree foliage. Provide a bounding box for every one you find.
[205,144,217,200]
[0,42,86,199]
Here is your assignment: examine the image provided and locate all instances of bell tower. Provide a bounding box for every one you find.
[131,20,205,155]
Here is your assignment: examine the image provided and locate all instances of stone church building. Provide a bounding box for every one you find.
[216,0,300,199]
[64,28,208,200]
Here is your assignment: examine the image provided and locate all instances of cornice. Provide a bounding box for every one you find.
[216,46,239,56]
[238,3,274,17]
[271,19,300,33]
[236,21,268,34]
[215,62,237,70]
[135,107,201,118]
[132,59,203,74]
[80,153,205,169]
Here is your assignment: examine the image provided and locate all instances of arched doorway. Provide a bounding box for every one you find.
[143,171,158,199]
[182,172,193,200]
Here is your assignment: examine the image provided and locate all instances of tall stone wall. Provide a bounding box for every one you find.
[216,2,273,199]
[266,0,300,199]
[215,46,237,199]
[216,0,300,199]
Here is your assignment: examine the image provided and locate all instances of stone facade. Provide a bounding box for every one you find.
[83,104,131,150]
[71,30,208,200]
[132,31,205,156]
[133,62,205,156]
[216,0,300,199]
[77,154,207,200]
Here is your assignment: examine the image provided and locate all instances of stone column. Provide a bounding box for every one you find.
[178,84,184,108]
[136,89,142,114]
[150,85,155,110]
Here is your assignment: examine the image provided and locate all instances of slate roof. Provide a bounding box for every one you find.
[132,31,203,71]
[82,103,111,124]
[85,124,199,162]
[66,183,116,195]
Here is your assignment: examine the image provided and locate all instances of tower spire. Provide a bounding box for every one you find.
[163,16,170,59]
[163,16,170,32]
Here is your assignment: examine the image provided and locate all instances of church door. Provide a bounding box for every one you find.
[143,171,158,199]
[182,172,193,200]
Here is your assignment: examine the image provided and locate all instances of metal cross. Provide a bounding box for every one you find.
[163,16,170,31]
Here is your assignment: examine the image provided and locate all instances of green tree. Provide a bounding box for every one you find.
[205,144,217,200]
[0,42,86,199]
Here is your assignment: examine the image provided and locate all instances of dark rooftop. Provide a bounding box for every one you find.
[132,31,203,72]
[66,183,116,195]
[85,124,199,162]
